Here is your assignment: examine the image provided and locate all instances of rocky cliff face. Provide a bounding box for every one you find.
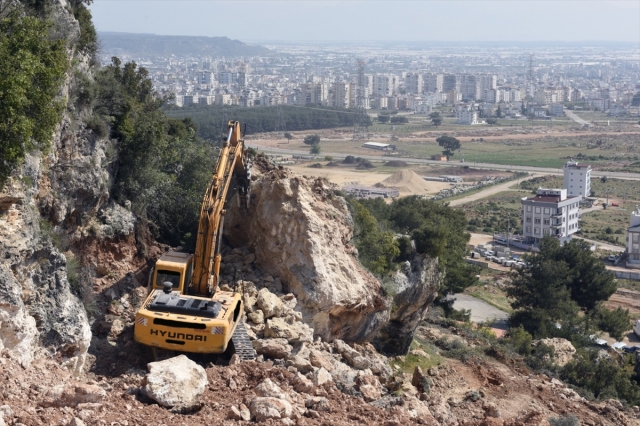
[375,254,441,355]
[225,164,390,342]
[0,0,121,373]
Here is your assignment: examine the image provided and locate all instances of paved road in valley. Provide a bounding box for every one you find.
[450,294,509,324]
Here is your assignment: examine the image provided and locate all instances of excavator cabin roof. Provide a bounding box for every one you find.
[157,251,191,265]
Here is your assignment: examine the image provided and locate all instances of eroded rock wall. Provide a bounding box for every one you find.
[374,254,441,355]
[0,0,115,371]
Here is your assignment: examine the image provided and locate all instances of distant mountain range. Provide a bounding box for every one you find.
[98,32,272,58]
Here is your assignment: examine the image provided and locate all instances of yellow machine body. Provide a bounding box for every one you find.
[134,120,251,354]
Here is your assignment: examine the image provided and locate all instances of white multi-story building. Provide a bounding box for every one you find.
[333,81,353,108]
[562,161,591,198]
[521,188,581,244]
[456,105,479,125]
[627,206,640,268]
[374,74,398,97]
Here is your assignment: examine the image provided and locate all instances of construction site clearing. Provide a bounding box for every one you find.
[285,161,513,199]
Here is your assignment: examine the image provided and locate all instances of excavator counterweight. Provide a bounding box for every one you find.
[134,121,254,359]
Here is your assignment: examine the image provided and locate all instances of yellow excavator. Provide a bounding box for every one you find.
[134,120,255,360]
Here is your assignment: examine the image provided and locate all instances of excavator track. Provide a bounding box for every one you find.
[231,320,256,361]
[151,347,178,362]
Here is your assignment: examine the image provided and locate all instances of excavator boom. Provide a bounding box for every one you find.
[192,121,251,296]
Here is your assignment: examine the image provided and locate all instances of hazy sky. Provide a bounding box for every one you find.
[90,1,640,42]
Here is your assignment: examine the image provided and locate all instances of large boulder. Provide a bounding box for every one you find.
[143,355,208,409]
[252,338,292,359]
[257,288,284,319]
[225,163,389,342]
[374,255,441,355]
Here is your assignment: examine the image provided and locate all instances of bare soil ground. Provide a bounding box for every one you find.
[286,164,451,196]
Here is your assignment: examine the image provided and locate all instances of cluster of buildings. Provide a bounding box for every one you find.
[102,44,640,126]
[520,160,590,245]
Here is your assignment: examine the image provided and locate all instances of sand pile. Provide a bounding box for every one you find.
[380,169,433,195]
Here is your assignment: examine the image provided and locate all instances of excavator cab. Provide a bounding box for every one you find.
[148,251,193,293]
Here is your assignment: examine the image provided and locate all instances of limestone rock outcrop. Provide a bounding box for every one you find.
[0,153,91,372]
[225,164,389,342]
[374,254,441,355]
[533,338,576,367]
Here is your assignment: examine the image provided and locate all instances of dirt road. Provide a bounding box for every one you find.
[448,178,535,207]
[565,110,591,127]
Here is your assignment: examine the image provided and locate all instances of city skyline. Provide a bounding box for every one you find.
[90,0,640,43]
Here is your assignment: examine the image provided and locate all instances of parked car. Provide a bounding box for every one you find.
[611,342,628,351]
[589,335,608,347]
[633,319,640,337]
[608,254,617,262]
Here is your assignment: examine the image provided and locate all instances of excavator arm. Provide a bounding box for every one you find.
[191,120,251,296]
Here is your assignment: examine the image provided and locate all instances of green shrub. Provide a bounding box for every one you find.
[71,3,97,57]
[505,326,533,355]
[66,255,81,293]
[0,11,68,188]
[86,115,107,138]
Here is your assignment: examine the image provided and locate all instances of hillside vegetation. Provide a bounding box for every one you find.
[167,104,371,140]
[98,31,272,57]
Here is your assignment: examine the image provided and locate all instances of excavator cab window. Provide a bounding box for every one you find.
[156,270,181,289]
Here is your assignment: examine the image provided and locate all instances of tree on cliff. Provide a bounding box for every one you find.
[350,200,399,276]
[0,10,68,189]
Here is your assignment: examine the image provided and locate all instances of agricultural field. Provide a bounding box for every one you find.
[580,206,632,246]
[397,133,640,169]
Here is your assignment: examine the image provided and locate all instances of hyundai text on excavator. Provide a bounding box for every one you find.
[134,120,255,360]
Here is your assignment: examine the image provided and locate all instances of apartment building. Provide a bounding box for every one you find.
[443,74,460,92]
[405,73,423,94]
[333,81,353,108]
[460,75,480,101]
[374,74,399,97]
[627,206,640,268]
[521,188,581,244]
[299,82,328,106]
[424,73,443,93]
[456,105,479,124]
[562,161,591,198]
